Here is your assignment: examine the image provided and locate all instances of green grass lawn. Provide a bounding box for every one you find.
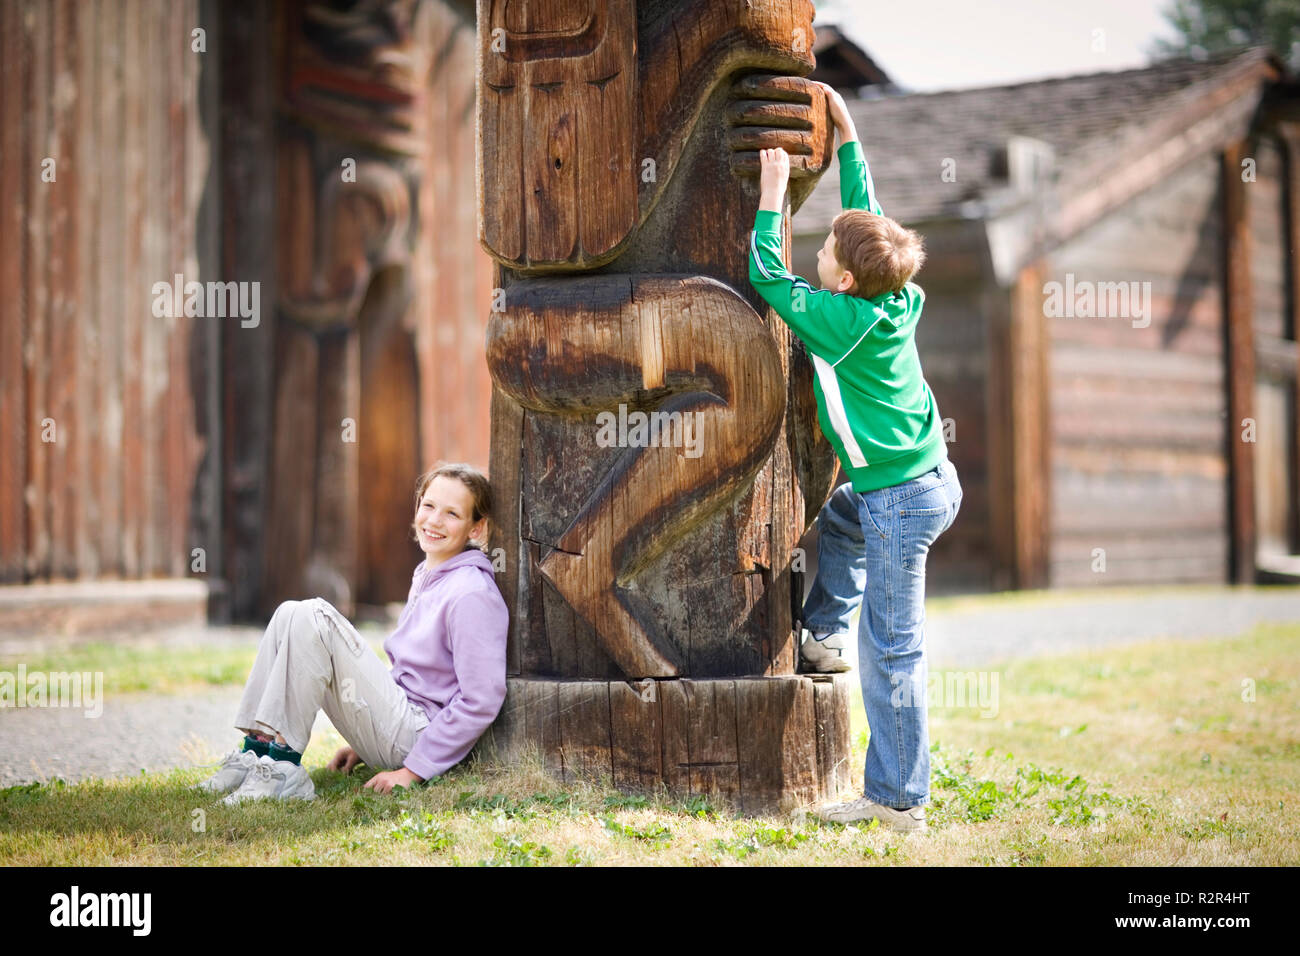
[1,621,1296,866]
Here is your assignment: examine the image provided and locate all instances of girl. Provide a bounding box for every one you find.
[196,462,509,803]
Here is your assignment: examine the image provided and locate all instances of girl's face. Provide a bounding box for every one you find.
[414,475,486,568]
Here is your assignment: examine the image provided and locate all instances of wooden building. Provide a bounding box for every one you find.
[794,46,1300,590]
[0,0,492,631]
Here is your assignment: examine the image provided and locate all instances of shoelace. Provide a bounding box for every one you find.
[196,751,250,774]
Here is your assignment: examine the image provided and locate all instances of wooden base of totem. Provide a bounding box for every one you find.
[475,674,855,814]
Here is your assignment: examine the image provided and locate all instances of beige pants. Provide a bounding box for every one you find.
[233,598,430,769]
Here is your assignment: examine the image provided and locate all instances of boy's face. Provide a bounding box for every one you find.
[817,231,854,293]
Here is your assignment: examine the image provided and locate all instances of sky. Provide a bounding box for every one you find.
[815,0,1185,93]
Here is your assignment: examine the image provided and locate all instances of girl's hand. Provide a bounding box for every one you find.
[327,746,362,774]
[363,767,423,795]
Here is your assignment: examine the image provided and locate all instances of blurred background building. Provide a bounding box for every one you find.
[798,33,1300,593]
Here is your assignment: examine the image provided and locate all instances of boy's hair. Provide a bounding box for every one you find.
[412,462,493,550]
[831,209,926,299]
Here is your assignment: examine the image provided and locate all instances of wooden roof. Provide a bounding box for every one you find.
[796,46,1284,244]
[810,24,894,92]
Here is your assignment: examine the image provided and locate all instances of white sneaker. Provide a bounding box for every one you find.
[800,628,852,673]
[221,755,315,805]
[816,795,927,832]
[193,748,260,795]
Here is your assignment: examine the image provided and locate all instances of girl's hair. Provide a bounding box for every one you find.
[412,462,493,551]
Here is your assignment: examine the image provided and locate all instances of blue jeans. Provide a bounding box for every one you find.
[802,457,962,808]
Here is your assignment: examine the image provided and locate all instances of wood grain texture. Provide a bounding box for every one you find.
[1279,124,1300,554]
[813,675,853,799]
[478,674,849,812]
[558,679,612,783]
[488,275,787,677]
[0,0,207,588]
[1,0,28,582]
[482,0,838,684]
[25,0,51,582]
[219,0,276,618]
[1042,154,1238,587]
[478,0,637,270]
[736,675,817,813]
[609,679,664,791]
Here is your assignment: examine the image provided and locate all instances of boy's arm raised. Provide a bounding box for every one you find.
[816,81,883,216]
[754,153,873,361]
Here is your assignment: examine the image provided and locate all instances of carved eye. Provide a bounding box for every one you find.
[503,0,593,36]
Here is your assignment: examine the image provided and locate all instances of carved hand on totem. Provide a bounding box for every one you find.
[726,74,834,197]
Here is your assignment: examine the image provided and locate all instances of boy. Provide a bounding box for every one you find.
[748,82,962,832]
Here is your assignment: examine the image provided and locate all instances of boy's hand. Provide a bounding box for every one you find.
[814,81,858,146]
[758,147,790,212]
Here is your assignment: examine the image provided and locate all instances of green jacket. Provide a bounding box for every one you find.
[748,140,946,492]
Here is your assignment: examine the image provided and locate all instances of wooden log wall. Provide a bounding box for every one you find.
[0,0,209,587]
[1044,155,1230,587]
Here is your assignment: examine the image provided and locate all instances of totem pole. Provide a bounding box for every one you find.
[478,0,852,811]
[262,0,427,615]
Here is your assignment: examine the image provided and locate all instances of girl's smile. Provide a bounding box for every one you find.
[414,475,486,569]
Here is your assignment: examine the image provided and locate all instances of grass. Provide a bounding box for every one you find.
[0,620,1297,865]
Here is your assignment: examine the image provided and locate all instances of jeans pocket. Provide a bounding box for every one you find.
[858,492,887,539]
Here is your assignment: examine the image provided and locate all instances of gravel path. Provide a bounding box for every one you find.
[0,686,328,789]
[924,586,1300,668]
[2,586,1298,787]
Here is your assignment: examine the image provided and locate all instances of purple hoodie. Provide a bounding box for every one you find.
[383,548,508,781]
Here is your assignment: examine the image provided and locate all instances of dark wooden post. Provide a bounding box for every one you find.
[987,262,1051,590]
[475,0,853,812]
[1279,123,1300,557]
[1223,140,1256,583]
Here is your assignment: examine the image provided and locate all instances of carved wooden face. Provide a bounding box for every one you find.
[476,0,821,271]
[478,0,638,269]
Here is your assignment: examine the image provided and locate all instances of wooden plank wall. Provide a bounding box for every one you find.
[0,0,207,586]
[1045,155,1230,587]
